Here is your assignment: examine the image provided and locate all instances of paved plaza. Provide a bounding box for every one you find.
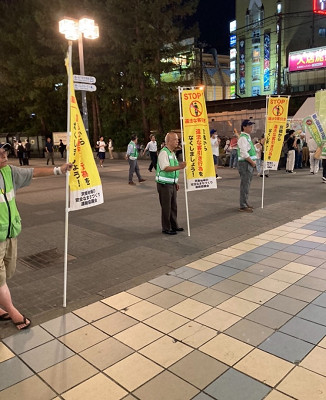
[1,156,326,399]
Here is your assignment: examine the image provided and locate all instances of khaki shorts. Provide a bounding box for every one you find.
[0,238,17,287]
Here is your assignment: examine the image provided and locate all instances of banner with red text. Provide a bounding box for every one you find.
[264,96,290,170]
[67,65,104,211]
[181,89,216,191]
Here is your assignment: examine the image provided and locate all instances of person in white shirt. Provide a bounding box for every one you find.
[96,137,107,168]
[108,138,114,160]
[143,134,158,172]
[210,129,222,180]
[237,119,257,212]
[308,137,319,175]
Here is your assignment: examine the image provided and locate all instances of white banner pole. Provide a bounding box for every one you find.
[261,95,269,209]
[63,41,72,308]
[178,86,191,237]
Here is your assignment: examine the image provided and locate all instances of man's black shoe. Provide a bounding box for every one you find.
[174,227,184,232]
[162,230,177,235]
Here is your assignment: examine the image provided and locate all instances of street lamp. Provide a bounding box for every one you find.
[59,17,99,136]
[276,1,282,94]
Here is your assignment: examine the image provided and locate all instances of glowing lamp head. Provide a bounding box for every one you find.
[59,18,79,40]
[83,24,99,39]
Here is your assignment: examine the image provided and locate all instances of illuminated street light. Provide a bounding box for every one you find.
[59,17,99,136]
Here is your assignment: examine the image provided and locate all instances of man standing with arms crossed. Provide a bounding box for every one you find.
[0,143,72,331]
[237,120,257,213]
[156,132,186,235]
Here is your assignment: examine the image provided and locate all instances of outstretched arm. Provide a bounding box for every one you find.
[33,163,72,177]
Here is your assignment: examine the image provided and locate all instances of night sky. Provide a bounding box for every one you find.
[197,0,235,54]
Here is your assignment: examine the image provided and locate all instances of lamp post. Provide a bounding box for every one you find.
[59,17,99,137]
[276,1,282,95]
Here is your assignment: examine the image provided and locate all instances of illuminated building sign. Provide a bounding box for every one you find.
[288,46,326,72]
[230,20,236,33]
[264,32,270,91]
[230,61,236,72]
[230,35,236,48]
[230,85,236,98]
[313,0,326,15]
[239,38,245,94]
[230,49,237,59]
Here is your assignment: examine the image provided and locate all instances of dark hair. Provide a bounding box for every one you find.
[131,134,137,141]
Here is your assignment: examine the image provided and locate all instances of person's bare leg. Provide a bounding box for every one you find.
[0,283,30,329]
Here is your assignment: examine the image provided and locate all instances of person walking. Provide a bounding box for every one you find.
[156,132,186,235]
[108,138,114,160]
[45,137,55,165]
[286,130,296,173]
[237,119,257,212]
[96,136,107,168]
[24,139,31,165]
[0,142,72,331]
[125,135,146,185]
[308,136,319,175]
[58,139,66,159]
[17,140,24,166]
[143,134,158,172]
[210,129,222,179]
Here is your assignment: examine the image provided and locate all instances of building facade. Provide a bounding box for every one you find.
[232,0,326,98]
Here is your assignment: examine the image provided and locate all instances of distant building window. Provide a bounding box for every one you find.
[252,47,260,63]
[252,66,260,81]
[319,28,326,37]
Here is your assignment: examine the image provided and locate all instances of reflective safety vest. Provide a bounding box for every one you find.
[0,166,22,242]
[128,141,138,160]
[237,133,257,161]
[156,147,179,184]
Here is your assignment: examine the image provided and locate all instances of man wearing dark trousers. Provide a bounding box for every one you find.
[237,119,257,213]
[156,132,186,235]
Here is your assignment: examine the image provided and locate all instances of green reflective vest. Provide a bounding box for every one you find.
[128,141,138,159]
[156,147,179,184]
[237,133,257,161]
[0,166,21,241]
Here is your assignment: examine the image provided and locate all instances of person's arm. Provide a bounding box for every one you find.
[164,162,186,172]
[238,137,256,167]
[33,163,72,177]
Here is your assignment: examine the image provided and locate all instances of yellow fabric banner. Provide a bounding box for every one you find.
[181,89,216,191]
[67,67,104,211]
[264,96,290,170]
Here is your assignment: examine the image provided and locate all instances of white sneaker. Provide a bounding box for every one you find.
[322,177,326,181]
[216,176,222,180]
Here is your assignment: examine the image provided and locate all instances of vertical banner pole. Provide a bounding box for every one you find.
[63,41,72,308]
[178,87,191,237]
[261,95,269,209]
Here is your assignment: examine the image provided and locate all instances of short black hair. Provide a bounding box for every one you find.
[131,134,137,141]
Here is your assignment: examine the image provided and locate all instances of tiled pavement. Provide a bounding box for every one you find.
[2,210,326,399]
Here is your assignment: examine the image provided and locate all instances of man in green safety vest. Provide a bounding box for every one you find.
[0,142,72,331]
[237,119,257,213]
[156,132,186,235]
[125,135,146,185]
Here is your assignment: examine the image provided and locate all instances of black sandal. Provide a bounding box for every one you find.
[0,313,11,321]
[13,316,31,331]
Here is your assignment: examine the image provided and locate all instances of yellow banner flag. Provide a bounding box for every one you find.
[264,96,290,170]
[181,89,216,191]
[67,67,104,210]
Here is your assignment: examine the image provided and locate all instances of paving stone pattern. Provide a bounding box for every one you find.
[2,208,326,399]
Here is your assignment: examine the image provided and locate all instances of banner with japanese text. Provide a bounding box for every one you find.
[303,114,326,157]
[315,90,326,157]
[264,96,290,170]
[181,89,216,191]
[67,66,104,211]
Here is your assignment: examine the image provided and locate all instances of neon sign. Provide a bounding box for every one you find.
[313,0,326,15]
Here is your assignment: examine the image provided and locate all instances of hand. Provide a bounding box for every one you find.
[176,184,180,191]
[60,163,73,174]
[179,161,186,169]
[125,154,128,160]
